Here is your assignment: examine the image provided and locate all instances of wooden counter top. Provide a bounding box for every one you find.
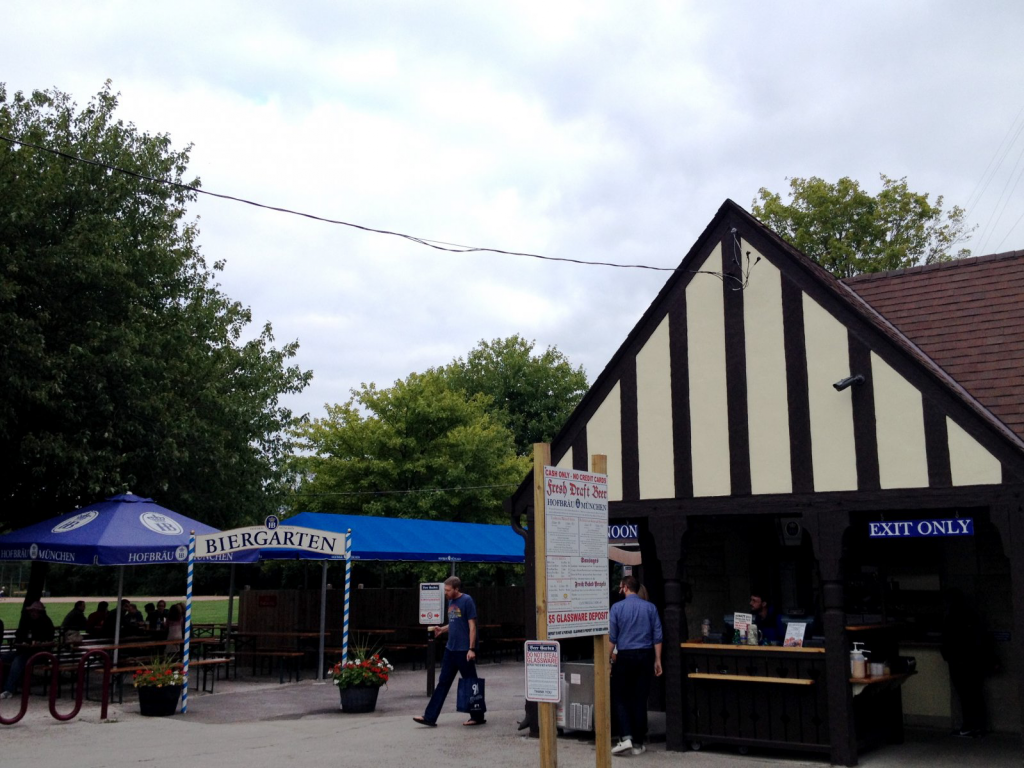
[688,672,814,685]
[682,641,825,654]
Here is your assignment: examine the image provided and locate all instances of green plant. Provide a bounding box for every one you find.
[331,649,394,689]
[132,657,184,688]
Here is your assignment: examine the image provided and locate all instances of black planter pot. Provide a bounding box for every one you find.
[339,685,380,713]
[138,684,182,717]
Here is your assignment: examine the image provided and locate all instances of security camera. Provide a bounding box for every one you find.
[833,374,865,392]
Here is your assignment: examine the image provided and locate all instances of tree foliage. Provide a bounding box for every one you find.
[440,335,588,455]
[0,82,311,538]
[752,174,974,278]
[290,370,527,524]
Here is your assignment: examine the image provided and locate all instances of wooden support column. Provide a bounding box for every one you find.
[805,509,857,767]
[991,501,1024,746]
[533,443,557,768]
[591,454,611,768]
[650,514,687,752]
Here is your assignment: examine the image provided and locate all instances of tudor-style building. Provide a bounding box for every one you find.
[508,200,1024,765]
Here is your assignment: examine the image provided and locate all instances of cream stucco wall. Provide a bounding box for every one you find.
[872,352,929,489]
[687,243,731,497]
[742,243,792,494]
[636,315,675,499]
[803,296,858,492]
[587,381,623,501]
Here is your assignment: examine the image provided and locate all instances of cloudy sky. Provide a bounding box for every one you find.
[6,2,1024,421]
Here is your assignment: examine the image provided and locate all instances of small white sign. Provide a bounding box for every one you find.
[783,622,808,648]
[419,582,444,624]
[525,641,561,703]
[733,612,753,636]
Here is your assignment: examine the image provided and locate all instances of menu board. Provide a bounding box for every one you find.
[544,465,610,639]
[783,622,807,647]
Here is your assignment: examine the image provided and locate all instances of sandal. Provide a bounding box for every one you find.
[413,716,437,727]
[463,719,487,726]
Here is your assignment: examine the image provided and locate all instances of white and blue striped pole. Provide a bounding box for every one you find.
[182,530,195,714]
[341,530,352,662]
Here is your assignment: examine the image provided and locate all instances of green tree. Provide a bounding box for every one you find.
[440,335,588,455]
[752,174,974,278]
[0,83,311,596]
[290,370,527,524]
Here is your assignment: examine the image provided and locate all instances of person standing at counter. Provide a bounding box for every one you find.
[609,576,663,757]
[941,589,991,737]
[750,588,785,644]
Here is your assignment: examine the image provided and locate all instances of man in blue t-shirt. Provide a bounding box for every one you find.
[413,576,486,727]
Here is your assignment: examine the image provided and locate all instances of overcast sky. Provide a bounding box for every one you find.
[6,2,1024,422]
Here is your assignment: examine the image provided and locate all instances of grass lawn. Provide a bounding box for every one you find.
[0,598,231,629]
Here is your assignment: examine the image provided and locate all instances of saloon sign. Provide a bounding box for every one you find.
[868,517,974,539]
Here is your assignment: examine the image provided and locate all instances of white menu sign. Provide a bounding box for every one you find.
[544,465,610,638]
[418,582,444,624]
[525,641,561,703]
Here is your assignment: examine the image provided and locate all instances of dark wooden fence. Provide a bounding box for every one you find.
[239,586,525,639]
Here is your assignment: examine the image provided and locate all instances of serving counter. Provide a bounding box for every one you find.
[681,641,830,754]
[681,639,912,757]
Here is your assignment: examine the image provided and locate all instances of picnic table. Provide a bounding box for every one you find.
[226,631,319,683]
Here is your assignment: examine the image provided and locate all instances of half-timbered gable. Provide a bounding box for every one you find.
[530,200,1024,506]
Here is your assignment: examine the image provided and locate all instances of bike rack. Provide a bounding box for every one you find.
[0,649,111,725]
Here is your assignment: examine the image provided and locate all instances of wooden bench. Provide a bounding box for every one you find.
[233,650,303,683]
[90,657,230,703]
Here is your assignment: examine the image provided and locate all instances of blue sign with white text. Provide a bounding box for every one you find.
[868,518,973,539]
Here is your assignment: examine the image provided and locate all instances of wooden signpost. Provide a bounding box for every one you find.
[532,443,612,768]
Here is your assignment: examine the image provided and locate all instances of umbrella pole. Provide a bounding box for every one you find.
[342,530,352,663]
[318,561,327,680]
[226,564,236,635]
[113,566,124,667]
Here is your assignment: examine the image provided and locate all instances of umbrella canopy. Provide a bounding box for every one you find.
[262,511,525,563]
[0,493,255,566]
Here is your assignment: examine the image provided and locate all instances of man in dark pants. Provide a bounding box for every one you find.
[413,576,486,727]
[609,576,663,756]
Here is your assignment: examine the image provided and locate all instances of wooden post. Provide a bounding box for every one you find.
[533,443,557,768]
[591,454,612,768]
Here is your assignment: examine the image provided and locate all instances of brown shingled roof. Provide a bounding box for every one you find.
[844,251,1024,441]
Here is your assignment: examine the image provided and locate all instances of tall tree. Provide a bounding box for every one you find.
[752,174,973,278]
[0,83,311,580]
[290,370,527,524]
[440,335,588,455]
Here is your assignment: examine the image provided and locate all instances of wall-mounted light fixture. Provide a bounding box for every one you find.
[833,374,865,392]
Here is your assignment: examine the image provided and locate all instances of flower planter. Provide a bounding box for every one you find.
[138,685,182,717]
[339,685,380,713]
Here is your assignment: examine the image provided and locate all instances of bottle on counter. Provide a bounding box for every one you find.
[701,619,711,640]
[850,642,869,679]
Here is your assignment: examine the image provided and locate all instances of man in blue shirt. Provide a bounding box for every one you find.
[413,576,486,727]
[609,576,663,756]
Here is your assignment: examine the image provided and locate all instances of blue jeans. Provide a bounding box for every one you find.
[423,648,484,723]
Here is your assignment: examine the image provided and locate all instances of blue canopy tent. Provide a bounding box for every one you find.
[267,512,525,563]
[247,512,525,678]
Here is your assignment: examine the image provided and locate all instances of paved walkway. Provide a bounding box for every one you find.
[1,661,1019,768]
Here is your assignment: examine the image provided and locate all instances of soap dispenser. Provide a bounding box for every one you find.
[850,642,869,679]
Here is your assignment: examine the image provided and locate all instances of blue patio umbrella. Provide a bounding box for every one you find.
[0,493,254,664]
[0,493,255,566]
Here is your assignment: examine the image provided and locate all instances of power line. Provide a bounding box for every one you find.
[0,132,682,274]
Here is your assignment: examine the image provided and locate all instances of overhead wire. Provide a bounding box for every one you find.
[0,132,683,274]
